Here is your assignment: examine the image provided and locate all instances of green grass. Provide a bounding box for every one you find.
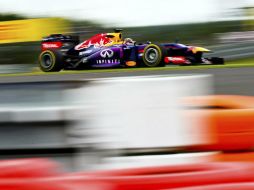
[226,58,254,64]
[1,58,254,77]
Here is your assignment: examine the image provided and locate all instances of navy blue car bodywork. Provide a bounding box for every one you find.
[38,32,224,72]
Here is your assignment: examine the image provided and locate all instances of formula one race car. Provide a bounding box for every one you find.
[39,29,224,72]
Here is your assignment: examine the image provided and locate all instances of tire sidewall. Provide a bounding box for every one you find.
[39,50,63,72]
[39,50,57,72]
[142,44,163,67]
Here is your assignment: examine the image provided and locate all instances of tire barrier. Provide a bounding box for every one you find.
[0,159,68,190]
[0,158,110,190]
[0,75,212,169]
[0,160,253,190]
[0,179,70,190]
[65,163,254,190]
[0,158,60,178]
[0,178,112,190]
[185,95,254,151]
[212,152,254,162]
[170,183,254,190]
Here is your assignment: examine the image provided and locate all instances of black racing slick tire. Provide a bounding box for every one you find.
[142,44,166,67]
[210,57,225,65]
[39,50,64,72]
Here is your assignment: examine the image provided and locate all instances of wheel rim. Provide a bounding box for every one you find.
[144,48,159,64]
[41,53,53,69]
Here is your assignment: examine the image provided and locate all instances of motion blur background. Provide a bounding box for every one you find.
[1,0,254,71]
[2,2,254,189]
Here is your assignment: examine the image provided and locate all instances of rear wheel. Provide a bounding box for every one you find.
[142,44,166,67]
[39,50,64,72]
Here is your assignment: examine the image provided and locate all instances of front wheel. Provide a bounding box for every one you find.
[209,57,224,65]
[142,44,166,67]
[39,50,64,72]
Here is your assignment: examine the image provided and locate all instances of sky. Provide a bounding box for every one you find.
[0,0,254,26]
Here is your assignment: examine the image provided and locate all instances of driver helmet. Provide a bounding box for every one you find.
[124,38,135,45]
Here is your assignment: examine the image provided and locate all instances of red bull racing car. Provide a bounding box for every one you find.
[39,29,224,72]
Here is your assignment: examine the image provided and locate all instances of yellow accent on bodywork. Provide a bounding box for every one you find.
[104,41,124,47]
[103,32,124,46]
[107,33,122,42]
[192,47,211,53]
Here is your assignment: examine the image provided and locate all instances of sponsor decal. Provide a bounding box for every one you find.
[41,42,62,51]
[164,56,186,64]
[79,50,93,56]
[96,59,120,64]
[168,57,185,62]
[100,49,114,58]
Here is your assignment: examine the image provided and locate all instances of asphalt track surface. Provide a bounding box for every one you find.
[0,67,253,95]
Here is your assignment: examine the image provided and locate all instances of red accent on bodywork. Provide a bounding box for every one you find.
[75,33,112,50]
[164,56,186,64]
[138,49,144,53]
[41,42,62,51]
